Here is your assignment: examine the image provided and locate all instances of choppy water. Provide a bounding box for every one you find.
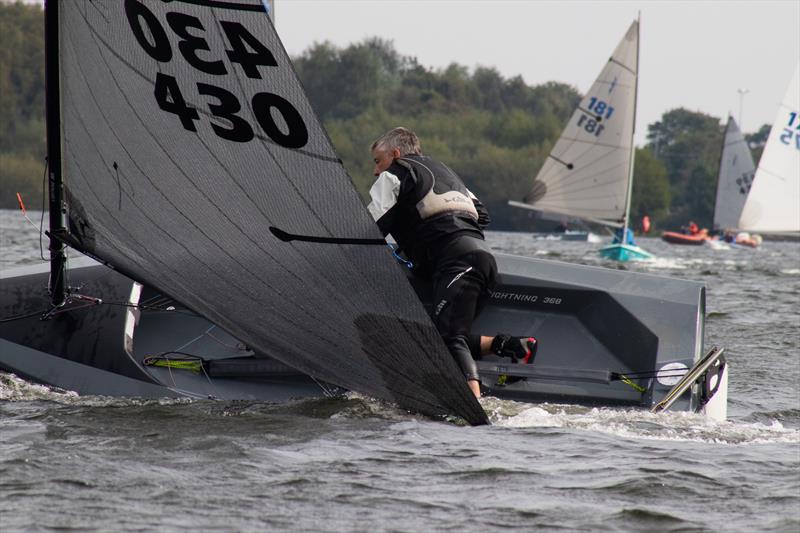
[2,209,799,531]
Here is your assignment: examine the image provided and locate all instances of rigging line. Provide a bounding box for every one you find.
[611,370,693,379]
[0,298,196,324]
[0,309,53,324]
[143,353,214,391]
[174,326,216,353]
[608,57,636,76]
[204,328,249,350]
[309,376,338,398]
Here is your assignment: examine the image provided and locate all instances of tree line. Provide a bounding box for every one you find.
[0,2,770,232]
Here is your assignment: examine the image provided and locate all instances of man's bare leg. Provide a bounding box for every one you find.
[468,379,481,398]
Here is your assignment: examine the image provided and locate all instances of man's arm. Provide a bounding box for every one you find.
[468,189,491,229]
[367,171,402,236]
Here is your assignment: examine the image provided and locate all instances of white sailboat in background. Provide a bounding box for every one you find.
[738,63,800,236]
[703,115,756,250]
[510,18,651,262]
[713,116,756,233]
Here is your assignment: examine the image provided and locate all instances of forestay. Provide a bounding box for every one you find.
[511,21,639,227]
[738,64,800,234]
[713,117,755,231]
[54,1,486,424]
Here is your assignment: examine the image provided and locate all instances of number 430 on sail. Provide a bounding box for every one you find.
[125,0,308,148]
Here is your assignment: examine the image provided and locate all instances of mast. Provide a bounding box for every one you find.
[620,14,640,242]
[44,0,67,307]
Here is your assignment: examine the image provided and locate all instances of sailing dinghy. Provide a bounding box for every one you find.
[714,116,757,235]
[737,63,800,237]
[510,19,651,262]
[663,116,755,247]
[0,2,726,423]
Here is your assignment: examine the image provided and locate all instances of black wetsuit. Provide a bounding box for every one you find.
[367,154,497,381]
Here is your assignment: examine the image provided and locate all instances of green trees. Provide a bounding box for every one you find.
[291,39,581,228]
[0,1,45,209]
[644,109,722,229]
[631,148,670,226]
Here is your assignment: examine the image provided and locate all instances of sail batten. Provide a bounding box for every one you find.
[55,0,487,424]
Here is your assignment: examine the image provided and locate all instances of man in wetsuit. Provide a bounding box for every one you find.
[366,127,536,398]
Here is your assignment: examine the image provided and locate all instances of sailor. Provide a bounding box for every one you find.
[367,127,536,399]
[613,225,636,245]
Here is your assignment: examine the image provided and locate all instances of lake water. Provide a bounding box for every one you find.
[2,209,799,531]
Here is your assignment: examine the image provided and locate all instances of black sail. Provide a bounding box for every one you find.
[52,1,487,425]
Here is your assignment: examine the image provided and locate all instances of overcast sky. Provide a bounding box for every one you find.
[273,0,799,146]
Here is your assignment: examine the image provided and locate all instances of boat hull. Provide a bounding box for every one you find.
[0,253,722,417]
[598,243,653,262]
[531,231,603,243]
[662,231,708,245]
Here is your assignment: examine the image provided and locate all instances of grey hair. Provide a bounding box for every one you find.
[371,127,422,155]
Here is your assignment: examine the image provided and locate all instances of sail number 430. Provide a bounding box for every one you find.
[125,0,308,148]
[780,112,800,150]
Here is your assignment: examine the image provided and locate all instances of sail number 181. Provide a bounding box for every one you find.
[576,96,615,137]
[780,112,800,150]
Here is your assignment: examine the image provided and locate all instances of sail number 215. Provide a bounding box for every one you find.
[125,0,308,148]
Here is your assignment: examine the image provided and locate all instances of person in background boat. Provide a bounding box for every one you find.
[735,232,762,248]
[613,225,636,245]
[722,230,737,243]
[367,127,537,399]
[554,220,570,233]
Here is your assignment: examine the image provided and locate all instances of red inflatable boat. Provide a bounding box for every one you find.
[661,230,709,245]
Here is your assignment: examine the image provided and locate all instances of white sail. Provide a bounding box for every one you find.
[713,116,755,231]
[513,21,639,226]
[738,64,800,234]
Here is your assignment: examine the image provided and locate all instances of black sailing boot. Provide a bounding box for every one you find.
[491,333,538,364]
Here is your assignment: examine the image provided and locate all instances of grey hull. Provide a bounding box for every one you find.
[0,253,707,414]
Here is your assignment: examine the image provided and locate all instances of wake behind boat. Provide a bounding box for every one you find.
[0,2,725,423]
